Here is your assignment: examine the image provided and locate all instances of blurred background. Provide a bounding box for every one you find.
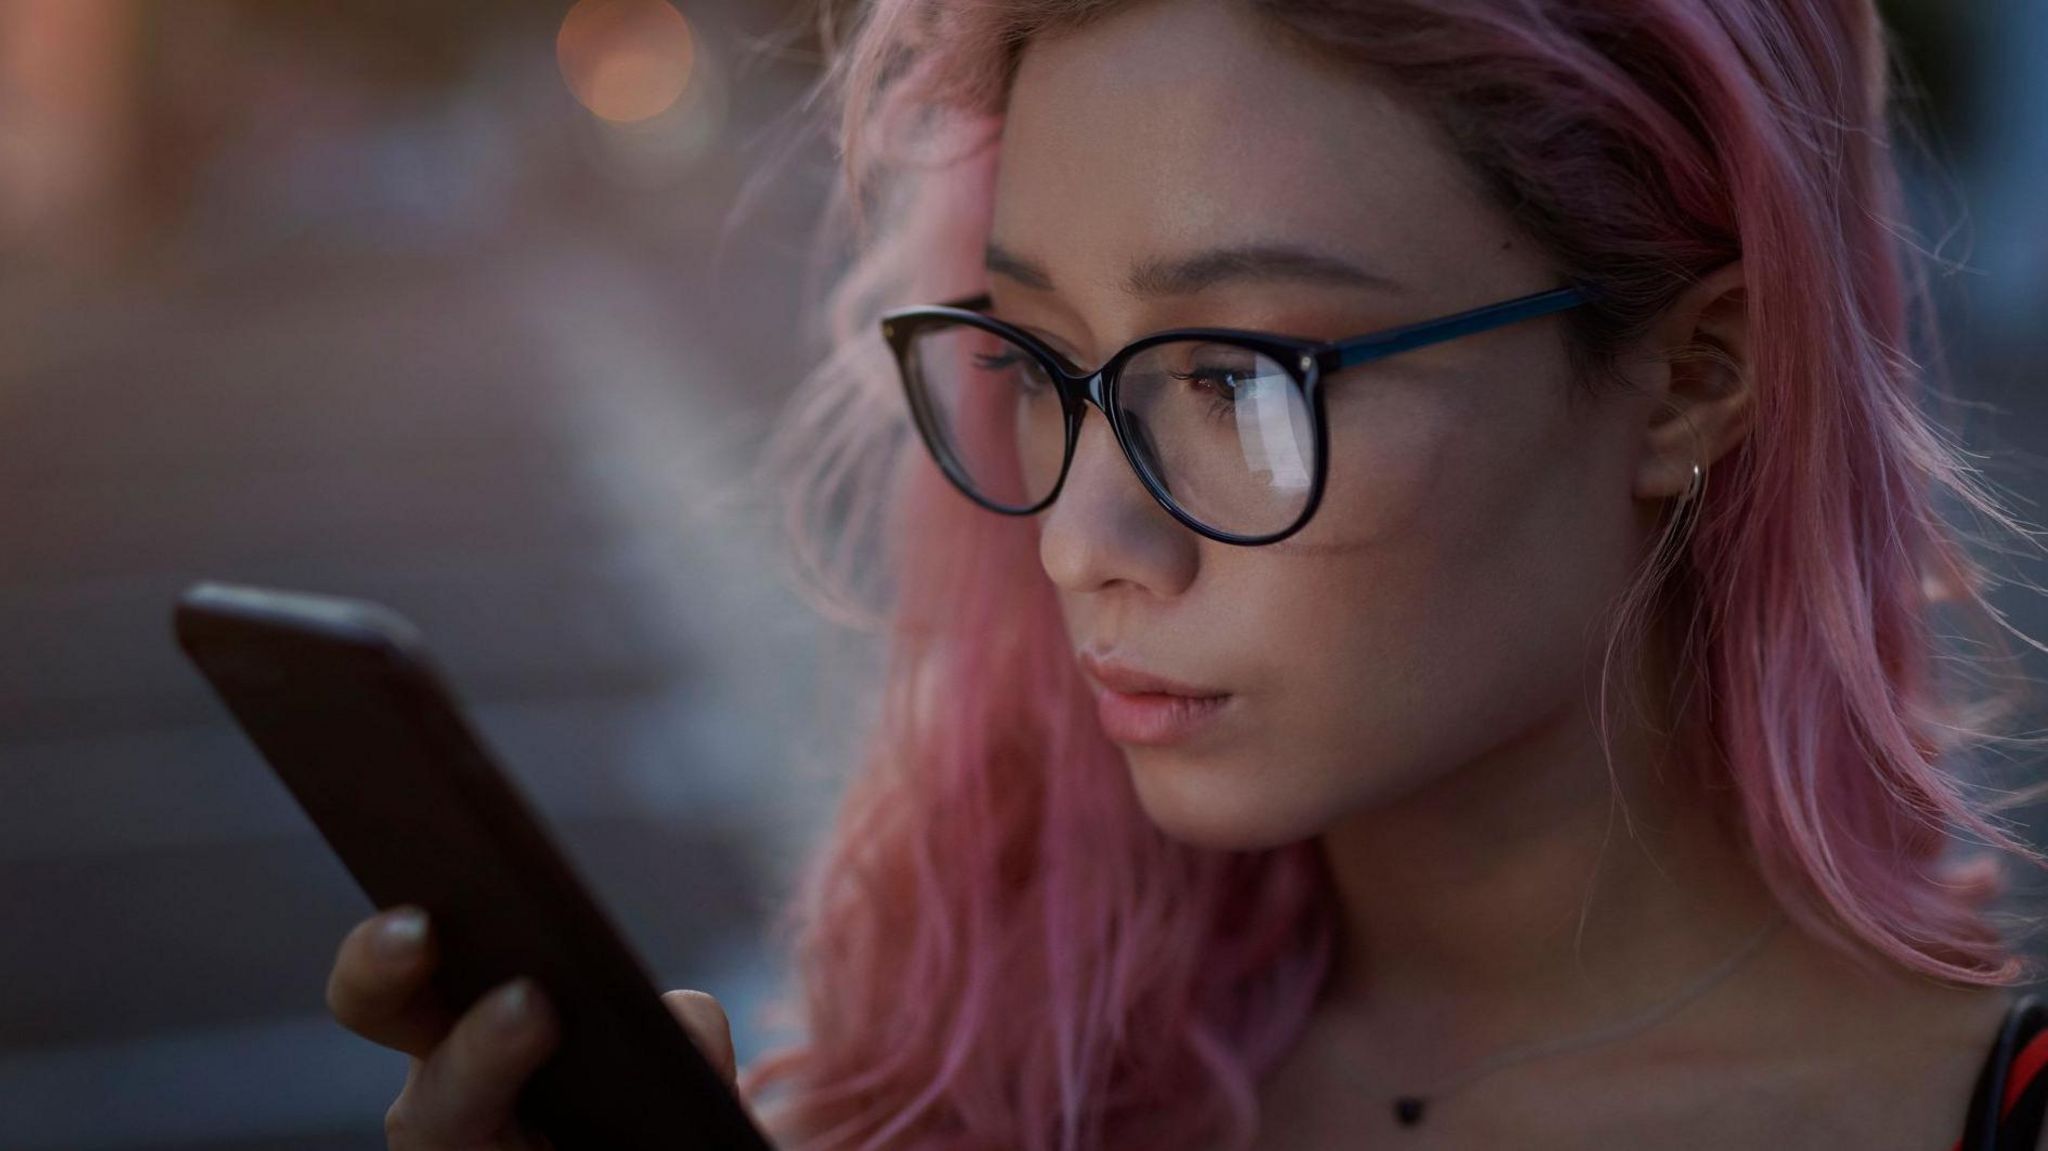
[0,1,2043,1148]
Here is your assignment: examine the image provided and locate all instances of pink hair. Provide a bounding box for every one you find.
[734,1,2048,1148]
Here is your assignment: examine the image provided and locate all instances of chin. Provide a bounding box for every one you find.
[1121,750,1327,852]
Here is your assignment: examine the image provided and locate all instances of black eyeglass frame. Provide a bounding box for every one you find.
[880,283,1593,546]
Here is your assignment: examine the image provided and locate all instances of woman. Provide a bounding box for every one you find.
[324,0,2048,1147]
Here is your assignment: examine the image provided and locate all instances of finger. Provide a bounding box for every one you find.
[386,977,559,1148]
[326,906,456,1058]
[389,1061,562,1151]
[387,1065,559,1151]
[663,989,736,1087]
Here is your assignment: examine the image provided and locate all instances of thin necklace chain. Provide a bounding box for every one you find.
[1392,909,1787,1122]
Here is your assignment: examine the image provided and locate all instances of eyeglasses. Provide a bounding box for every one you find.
[880,283,1592,546]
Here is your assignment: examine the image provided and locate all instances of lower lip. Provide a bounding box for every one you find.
[1092,686,1232,746]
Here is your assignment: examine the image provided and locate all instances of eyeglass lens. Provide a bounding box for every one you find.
[903,321,1318,537]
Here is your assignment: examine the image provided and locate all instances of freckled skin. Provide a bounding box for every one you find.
[989,0,2015,1146]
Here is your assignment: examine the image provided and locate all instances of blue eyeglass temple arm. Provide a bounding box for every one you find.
[921,284,1592,373]
[1324,285,1591,371]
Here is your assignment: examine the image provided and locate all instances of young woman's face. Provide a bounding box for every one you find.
[992,0,1663,849]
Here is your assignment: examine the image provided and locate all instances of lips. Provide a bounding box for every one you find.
[1077,649,1233,747]
[1076,650,1226,699]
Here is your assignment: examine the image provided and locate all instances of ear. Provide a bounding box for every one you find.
[1633,260,1754,501]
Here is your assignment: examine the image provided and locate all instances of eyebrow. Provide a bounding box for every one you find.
[983,239,1404,298]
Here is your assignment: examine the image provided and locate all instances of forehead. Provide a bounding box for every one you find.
[992,0,1511,310]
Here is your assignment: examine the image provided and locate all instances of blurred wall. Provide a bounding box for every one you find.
[1,3,851,1149]
[0,0,133,274]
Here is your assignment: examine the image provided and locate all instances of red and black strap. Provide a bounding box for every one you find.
[1955,994,2048,1151]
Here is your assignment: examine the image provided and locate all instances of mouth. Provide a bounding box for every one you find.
[1077,650,1233,746]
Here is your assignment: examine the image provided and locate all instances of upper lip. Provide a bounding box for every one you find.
[1077,650,1227,698]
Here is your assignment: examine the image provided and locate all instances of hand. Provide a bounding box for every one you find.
[326,906,751,1149]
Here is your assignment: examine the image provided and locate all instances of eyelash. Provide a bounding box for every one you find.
[972,351,1245,422]
[971,350,1058,397]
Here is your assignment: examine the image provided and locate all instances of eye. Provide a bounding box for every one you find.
[970,348,1058,394]
[1168,366,1252,420]
[1166,345,1264,420]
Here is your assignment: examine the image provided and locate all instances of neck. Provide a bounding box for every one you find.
[1312,674,1785,1065]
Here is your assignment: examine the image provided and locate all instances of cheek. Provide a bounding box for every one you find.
[1287,372,1463,551]
[1231,386,1619,803]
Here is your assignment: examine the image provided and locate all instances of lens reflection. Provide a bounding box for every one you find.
[905,321,1317,537]
[1114,339,1315,536]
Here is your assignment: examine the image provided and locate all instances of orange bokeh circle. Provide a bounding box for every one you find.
[557,0,696,124]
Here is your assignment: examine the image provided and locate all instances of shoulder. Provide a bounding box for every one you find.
[1744,927,2026,1145]
[1857,984,2021,1151]
[1669,953,2016,1151]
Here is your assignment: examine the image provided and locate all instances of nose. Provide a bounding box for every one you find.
[1038,405,1199,596]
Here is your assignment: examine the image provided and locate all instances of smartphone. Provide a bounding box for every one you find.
[172,580,777,1151]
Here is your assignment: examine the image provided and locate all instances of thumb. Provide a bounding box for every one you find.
[663,989,736,1088]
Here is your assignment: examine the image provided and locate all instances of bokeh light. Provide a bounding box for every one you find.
[556,0,695,124]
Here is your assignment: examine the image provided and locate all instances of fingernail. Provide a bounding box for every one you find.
[491,978,539,1032]
[373,907,427,961]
